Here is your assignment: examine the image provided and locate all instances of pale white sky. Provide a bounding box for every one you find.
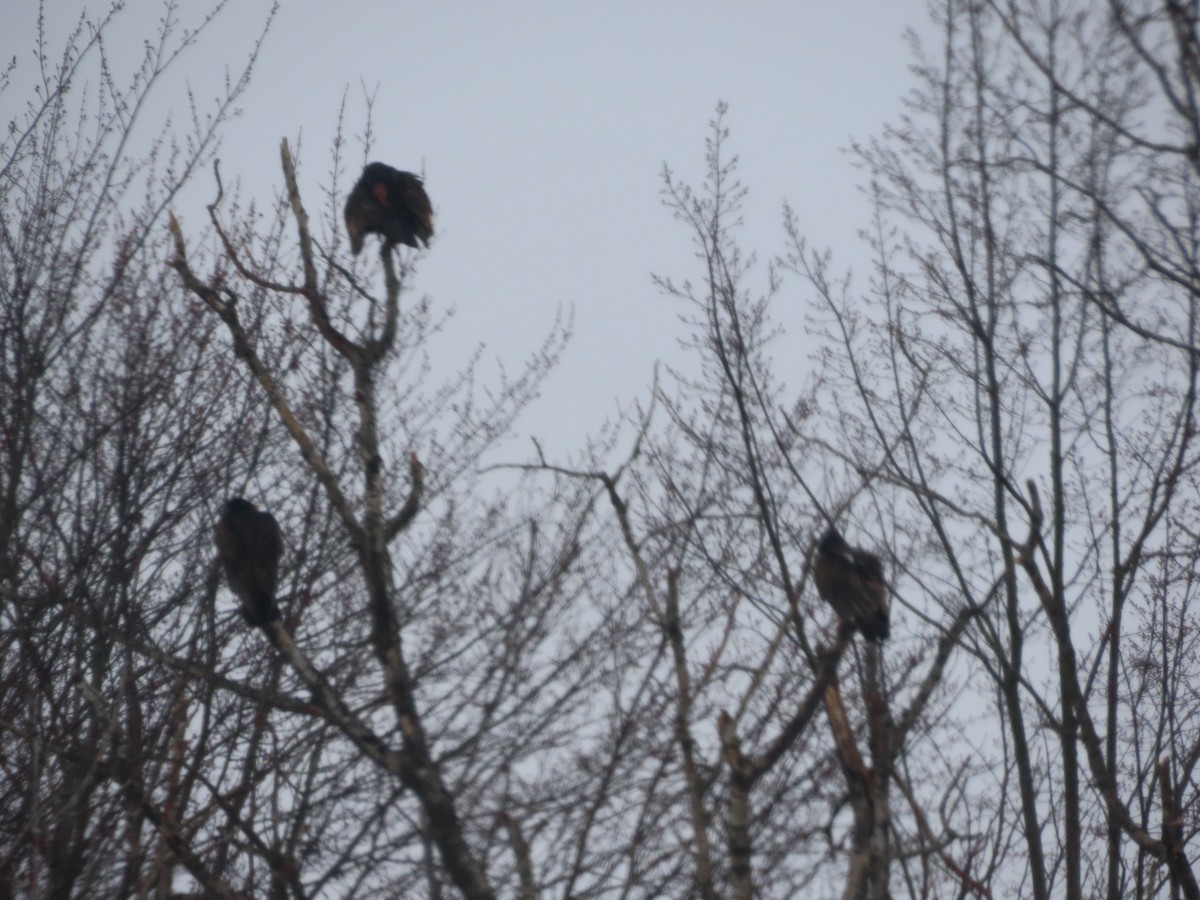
[5,0,932,456]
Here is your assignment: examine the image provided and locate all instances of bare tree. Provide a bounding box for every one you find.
[164,110,617,893]
[781,0,1200,896]
[0,2,281,896]
[475,106,976,900]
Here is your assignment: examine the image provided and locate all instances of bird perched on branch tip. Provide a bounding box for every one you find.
[344,161,433,255]
[215,497,283,628]
[813,527,890,641]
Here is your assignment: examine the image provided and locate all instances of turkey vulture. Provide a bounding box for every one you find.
[214,497,283,627]
[344,162,433,255]
[813,528,889,641]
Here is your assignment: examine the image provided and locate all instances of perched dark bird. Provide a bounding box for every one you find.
[214,497,283,627]
[344,162,434,255]
[813,528,890,641]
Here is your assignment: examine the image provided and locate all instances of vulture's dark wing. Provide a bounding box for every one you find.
[241,508,282,600]
[389,171,434,247]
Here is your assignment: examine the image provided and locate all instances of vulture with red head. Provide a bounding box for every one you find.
[344,162,433,255]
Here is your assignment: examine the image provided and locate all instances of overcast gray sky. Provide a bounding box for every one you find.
[5,0,932,455]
